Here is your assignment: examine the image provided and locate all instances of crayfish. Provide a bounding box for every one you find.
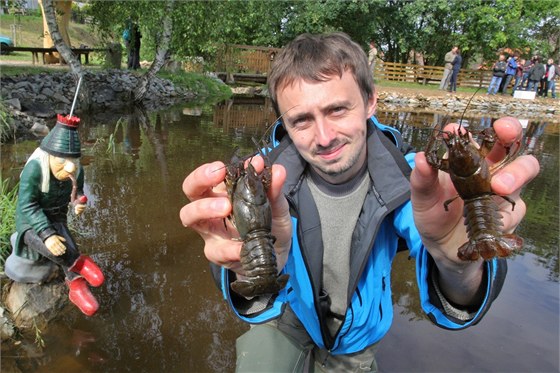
[425,120,523,261]
[225,149,289,297]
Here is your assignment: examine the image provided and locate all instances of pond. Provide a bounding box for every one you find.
[1,98,558,372]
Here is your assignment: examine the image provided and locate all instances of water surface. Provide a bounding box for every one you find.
[1,98,558,372]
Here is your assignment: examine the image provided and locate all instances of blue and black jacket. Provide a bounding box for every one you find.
[212,117,507,355]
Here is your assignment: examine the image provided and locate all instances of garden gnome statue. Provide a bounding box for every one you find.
[5,114,105,316]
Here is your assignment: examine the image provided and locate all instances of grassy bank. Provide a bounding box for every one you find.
[0,179,18,270]
[0,13,102,49]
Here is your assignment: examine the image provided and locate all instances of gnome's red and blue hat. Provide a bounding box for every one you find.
[40,114,81,158]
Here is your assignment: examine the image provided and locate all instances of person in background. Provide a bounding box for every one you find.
[542,58,557,98]
[512,58,526,94]
[527,56,545,93]
[501,54,518,95]
[439,46,458,90]
[520,56,536,90]
[368,40,378,79]
[448,48,462,92]
[180,32,539,371]
[487,54,507,95]
[127,22,141,70]
[4,115,105,317]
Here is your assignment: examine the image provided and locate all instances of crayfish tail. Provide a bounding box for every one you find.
[231,281,257,298]
[457,242,480,261]
[231,274,290,298]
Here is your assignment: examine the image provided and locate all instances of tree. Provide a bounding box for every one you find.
[133,0,174,102]
[40,0,90,108]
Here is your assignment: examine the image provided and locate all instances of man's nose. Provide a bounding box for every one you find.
[315,119,335,147]
[63,160,76,174]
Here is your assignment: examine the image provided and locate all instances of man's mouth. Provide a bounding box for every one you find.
[316,143,345,161]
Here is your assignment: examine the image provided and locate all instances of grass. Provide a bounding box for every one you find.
[158,70,232,102]
[1,13,107,65]
[0,13,102,49]
[0,178,18,270]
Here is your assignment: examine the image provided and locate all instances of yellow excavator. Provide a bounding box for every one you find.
[38,0,72,64]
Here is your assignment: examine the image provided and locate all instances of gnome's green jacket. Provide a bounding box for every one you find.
[15,158,84,260]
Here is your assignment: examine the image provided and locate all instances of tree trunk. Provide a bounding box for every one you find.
[41,0,90,110]
[39,0,71,64]
[133,0,175,103]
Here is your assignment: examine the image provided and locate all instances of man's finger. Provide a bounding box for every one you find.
[491,154,540,196]
[485,117,524,164]
[182,161,227,201]
[179,197,231,228]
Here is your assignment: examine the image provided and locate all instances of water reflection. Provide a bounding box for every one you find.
[1,99,558,372]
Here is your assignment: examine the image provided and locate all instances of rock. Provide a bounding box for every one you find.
[4,98,21,111]
[0,305,16,341]
[30,122,50,136]
[20,101,56,119]
[3,280,68,331]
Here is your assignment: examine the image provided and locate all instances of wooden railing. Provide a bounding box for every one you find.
[374,60,493,88]
[217,45,495,88]
[216,44,281,75]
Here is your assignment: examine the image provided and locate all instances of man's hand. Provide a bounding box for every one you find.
[45,235,67,256]
[179,157,292,276]
[411,116,540,305]
[74,203,86,215]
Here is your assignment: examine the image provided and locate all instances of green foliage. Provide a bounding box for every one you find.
[85,0,557,71]
[0,100,15,143]
[156,71,232,103]
[0,179,18,269]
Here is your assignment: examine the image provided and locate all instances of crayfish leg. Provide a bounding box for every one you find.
[443,195,460,211]
[498,195,516,211]
[478,127,496,158]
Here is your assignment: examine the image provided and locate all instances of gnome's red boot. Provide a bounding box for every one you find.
[67,278,99,316]
[69,255,104,287]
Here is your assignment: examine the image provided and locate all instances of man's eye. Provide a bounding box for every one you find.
[332,107,346,114]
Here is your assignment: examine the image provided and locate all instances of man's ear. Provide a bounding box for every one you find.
[366,91,378,118]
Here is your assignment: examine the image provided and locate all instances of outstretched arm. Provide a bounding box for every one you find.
[179,157,292,276]
[411,117,540,306]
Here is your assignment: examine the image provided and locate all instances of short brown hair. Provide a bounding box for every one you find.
[268,32,374,115]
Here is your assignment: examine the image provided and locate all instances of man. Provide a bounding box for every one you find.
[180,33,538,371]
[368,40,378,78]
[5,115,105,316]
[439,45,458,90]
[543,58,557,98]
[448,48,462,92]
[501,54,519,95]
[487,54,507,95]
[527,56,545,93]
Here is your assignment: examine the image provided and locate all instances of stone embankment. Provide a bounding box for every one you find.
[1,70,199,139]
[232,86,559,122]
[376,90,559,121]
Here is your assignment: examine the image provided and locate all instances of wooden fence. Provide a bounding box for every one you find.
[215,44,281,75]
[217,45,495,88]
[213,98,277,131]
[374,60,494,88]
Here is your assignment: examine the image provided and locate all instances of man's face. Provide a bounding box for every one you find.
[276,70,376,184]
[49,155,78,181]
[452,47,458,53]
[499,55,506,61]
[548,58,554,65]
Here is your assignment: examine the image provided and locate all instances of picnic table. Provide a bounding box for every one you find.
[1,46,106,65]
